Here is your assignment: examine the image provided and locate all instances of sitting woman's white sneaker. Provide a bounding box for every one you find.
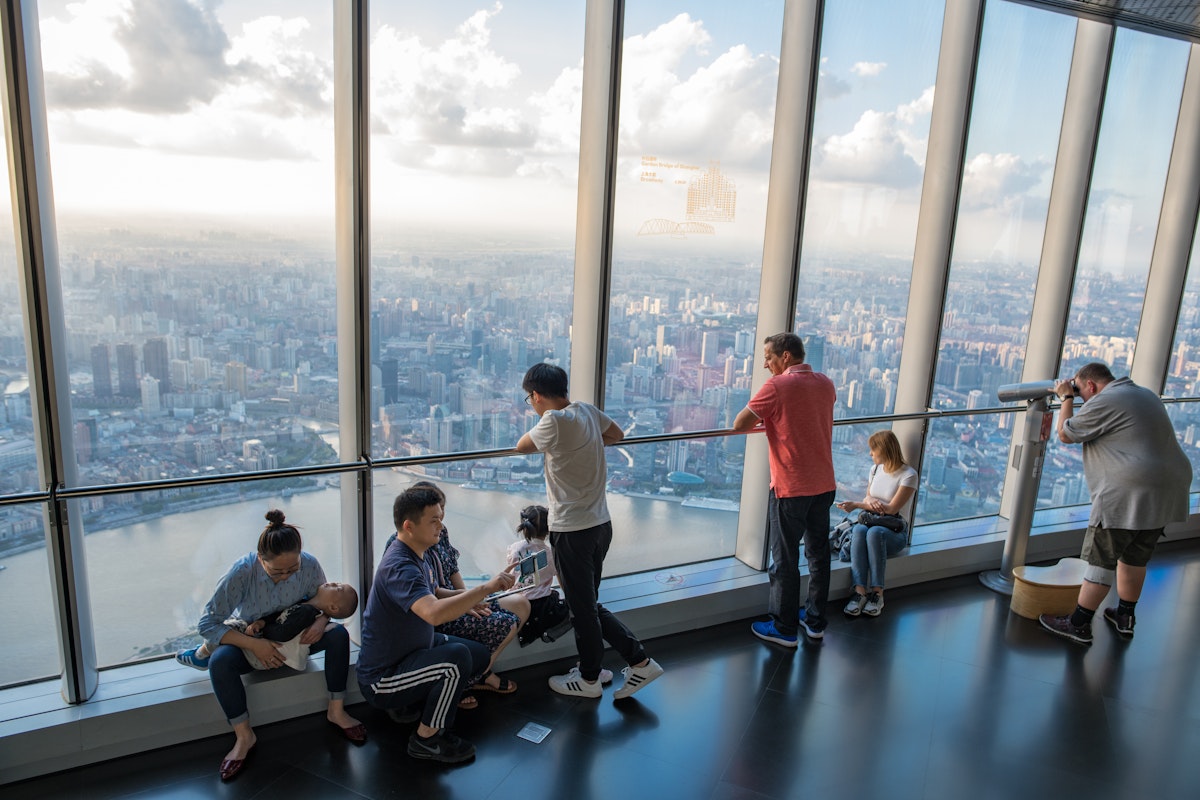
[863,592,884,617]
[844,593,867,617]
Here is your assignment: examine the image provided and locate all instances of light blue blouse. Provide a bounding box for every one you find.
[197,551,325,648]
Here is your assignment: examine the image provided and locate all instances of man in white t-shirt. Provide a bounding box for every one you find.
[516,363,664,700]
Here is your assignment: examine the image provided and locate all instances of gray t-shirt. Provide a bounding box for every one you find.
[1063,377,1192,529]
[528,402,615,532]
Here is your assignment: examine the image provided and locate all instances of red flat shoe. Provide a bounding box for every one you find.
[218,744,254,781]
[331,721,368,744]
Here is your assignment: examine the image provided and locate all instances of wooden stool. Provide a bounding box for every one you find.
[1010,557,1089,619]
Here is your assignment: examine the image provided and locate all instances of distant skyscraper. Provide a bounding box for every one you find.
[381,358,398,404]
[734,329,753,357]
[143,338,171,395]
[370,311,382,365]
[700,331,719,367]
[429,405,454,452]
[170,359,191,391]
[91,344,112,399]
[225,361,248,396]
[927,454,947,487]
[805,334,826,373]
[116,343,138,398]
[140,374,161,413]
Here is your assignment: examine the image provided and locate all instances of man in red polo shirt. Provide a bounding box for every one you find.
[733,332,837,645]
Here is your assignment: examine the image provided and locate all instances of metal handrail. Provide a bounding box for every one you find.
[3,395,1197,508]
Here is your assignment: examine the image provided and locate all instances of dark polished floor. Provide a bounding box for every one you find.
[9,540,1200,800]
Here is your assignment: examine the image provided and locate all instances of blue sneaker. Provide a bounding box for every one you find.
[175,648,210,671]
[797,615,825,641]
[751,620,798,648]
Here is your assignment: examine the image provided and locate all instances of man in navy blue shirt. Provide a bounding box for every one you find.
[357,487,515,763]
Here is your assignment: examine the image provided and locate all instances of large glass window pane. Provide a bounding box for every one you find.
[913,412,1011,534]
[1040,28,1190,508]
[38,1,339,485]
[796,0,943,419]
[379,438,739,578]
[1164,224,1200,491]
[368,2,582,459]
[0,71,56,686]
[606,2,780,431]
[0,71,37,495]
[84,477,344,668]
[923,2,1074,525]
[0,503,60,686]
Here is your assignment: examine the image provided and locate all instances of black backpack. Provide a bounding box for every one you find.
[518,590,572,647]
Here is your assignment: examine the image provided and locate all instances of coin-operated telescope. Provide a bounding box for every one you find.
[981,381,1060,595]
[996,380,1058,403]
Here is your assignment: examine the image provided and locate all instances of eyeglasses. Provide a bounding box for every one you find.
[524,393,533,405]
[260,557,301,578]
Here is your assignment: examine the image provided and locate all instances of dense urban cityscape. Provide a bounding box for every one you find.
[1,220,1199,559]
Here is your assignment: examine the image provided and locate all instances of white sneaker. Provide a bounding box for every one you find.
[576,662,614,684]
[844,593,867,617]
[863,592,884,617]
[613,658,664,700]
[548,667,603,698]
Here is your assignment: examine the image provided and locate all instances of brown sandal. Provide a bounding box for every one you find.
[457,693,478,710]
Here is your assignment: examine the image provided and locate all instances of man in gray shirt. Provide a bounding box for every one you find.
[1039,362,1192,645]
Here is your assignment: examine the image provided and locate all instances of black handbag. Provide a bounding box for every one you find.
[857,510,906,532]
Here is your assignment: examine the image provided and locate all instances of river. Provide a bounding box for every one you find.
[0,468,740,686]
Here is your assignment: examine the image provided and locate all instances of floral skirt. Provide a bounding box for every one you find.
[436,599,520,653]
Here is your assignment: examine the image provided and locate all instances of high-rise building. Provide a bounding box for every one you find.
[700,331,719,367]
[381,359,398,404]
[90,344,112,399]
[139,375,161,413]
[143,338,171,395]
[225,362,248,397]
[116,343,138,398]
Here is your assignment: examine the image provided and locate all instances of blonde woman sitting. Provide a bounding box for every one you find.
[835,430,917,617]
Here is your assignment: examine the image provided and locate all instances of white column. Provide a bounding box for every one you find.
[334,0,371,611]
[570,0,622,405]
[891,0,986,476]
[735,0,823,570]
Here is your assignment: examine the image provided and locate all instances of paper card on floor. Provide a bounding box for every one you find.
[517,722,551,743]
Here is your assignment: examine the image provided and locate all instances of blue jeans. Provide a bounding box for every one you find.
[848,524,907,589]
[768,489,836,635]
[209,623,349,725]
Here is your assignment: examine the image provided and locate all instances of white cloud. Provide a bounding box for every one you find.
[40,0,332,164]
[616,15,777,169]
[813,86,934,187]
[960,152,1047,210]
[851,61,887,77]
[42,0,232,113]
[371,3,543,174]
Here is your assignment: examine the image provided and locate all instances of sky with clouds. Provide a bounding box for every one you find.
[27,0,1193,264]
